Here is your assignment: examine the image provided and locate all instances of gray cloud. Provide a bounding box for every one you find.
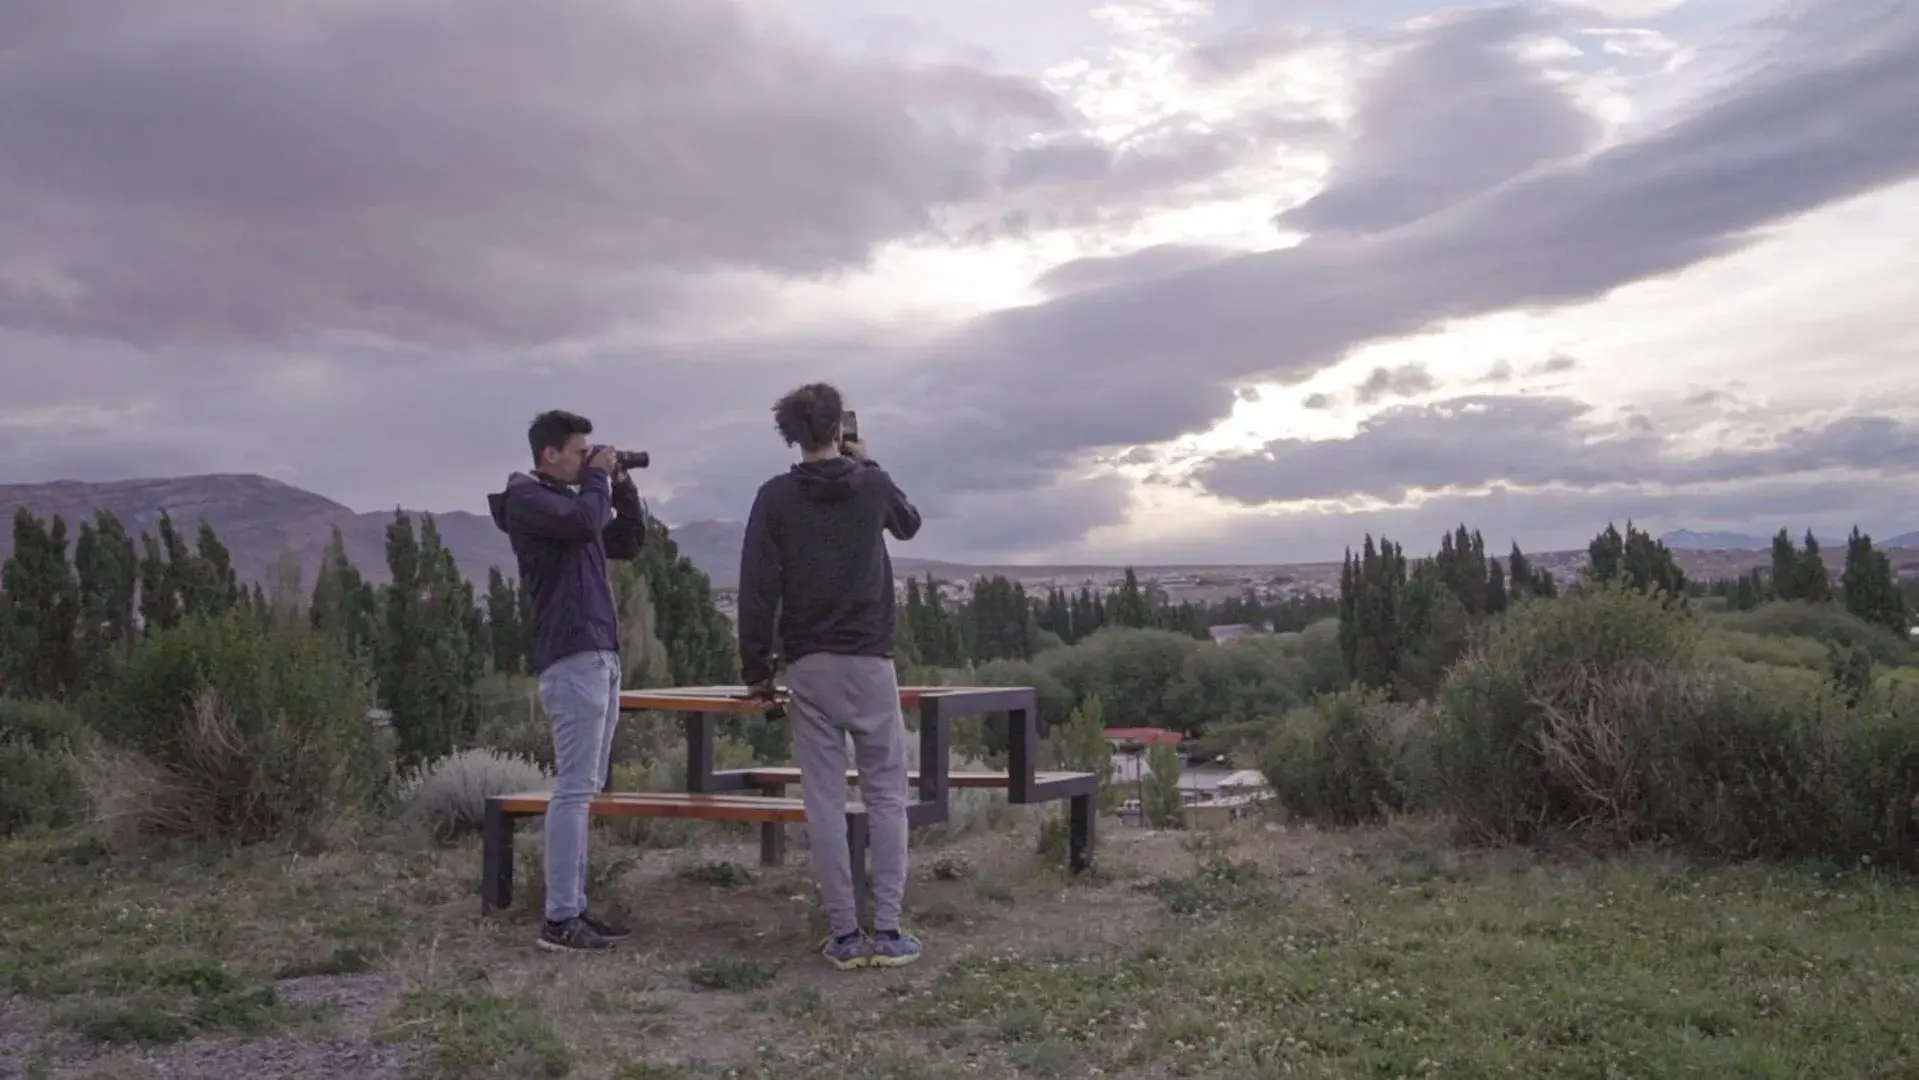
[1032,244,1235,297]
[954,105,1334,245]
[1193,393,1919,506]
[934,473,1134,557]
[4,0,1918,566]
[1276,5,1603,237]
[0,0,1072,350]
[1475,360,1516,384]
[863,0,1919,523]
[1116,471,1919,566]
[1353,362,1438,405]
[1184,26,1328,83]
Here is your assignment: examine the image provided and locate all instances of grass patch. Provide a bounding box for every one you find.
[10,820,1919,1078]
[275,944,377,978]
[874,851,1919,1077]
[760,985,827,1019]
[378,984,573,1079]
[0,836,451,999]
[686,956,778,992]
[55,984,325,1045]
[673,859,755,888]
[1138,850,1277,916]
[614,1064,701,1079]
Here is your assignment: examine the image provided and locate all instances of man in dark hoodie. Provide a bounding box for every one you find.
[738,382,924,970]
[487,409,646,953]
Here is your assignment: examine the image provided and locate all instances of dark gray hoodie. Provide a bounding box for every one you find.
[736,455,921,686]
[487,466,645,674]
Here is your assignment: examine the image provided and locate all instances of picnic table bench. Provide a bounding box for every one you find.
[480,684,1100,915]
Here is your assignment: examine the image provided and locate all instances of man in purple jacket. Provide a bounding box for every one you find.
[488,409,646,952]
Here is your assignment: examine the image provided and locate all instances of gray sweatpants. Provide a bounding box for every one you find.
[784,652,910,937]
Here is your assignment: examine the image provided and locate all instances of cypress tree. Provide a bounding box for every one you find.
[73,509,139,673]
[0,509,81,699]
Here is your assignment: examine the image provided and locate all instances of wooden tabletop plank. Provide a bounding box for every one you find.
[617,685,1034,712]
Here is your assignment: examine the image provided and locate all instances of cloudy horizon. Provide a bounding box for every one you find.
[3,0,1916,565]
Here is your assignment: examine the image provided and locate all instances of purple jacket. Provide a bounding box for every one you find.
[488,466,645,673]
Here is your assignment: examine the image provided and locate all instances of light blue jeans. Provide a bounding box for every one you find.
[536,649,621,923]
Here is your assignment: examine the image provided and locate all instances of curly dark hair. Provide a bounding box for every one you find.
[772,383,844,452]
[527,409,593,463]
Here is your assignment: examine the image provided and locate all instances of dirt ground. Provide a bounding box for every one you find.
[1,815,1357,1079]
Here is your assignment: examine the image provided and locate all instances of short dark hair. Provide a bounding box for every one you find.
[528,409,593,463]
[772,383,843,452]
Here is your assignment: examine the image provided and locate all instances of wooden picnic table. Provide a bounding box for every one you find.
[480,683,1099,915]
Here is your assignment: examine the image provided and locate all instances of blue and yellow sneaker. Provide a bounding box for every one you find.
[820,930,872,970]
[869,929,922,968]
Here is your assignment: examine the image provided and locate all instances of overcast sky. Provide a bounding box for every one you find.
[2,0,1916,563]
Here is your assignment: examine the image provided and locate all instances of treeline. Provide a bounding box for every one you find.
[0,505,736,766]
[1339,519,1913,705]
[1697,527,1912,634]
[1337,526,1567,702]
[5,494,1916,857]
[895,566,1338,669]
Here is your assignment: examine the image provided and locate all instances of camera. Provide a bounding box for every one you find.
[590,445,650,470]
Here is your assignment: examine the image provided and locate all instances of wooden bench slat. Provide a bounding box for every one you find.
[492,790,829,823]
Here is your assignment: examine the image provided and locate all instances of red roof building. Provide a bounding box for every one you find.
[1102,726,1182,747]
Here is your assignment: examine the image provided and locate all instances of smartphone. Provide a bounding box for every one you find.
[841,409,858,443]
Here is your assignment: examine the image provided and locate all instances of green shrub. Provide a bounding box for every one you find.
[1285,617,1351,699]
[398,747,552,841]
[1169,637,1312,733]
[472,674,552,769]
[1711,601,1912,665]
[1707,655,1823,699]
[1616,677,1919,865]
[1699,627,1828,672]
[0,698,90,836]
[1433,582,1919,866]
[81,609,391,847]
[1883,665,1919,691]
[1142,743,1186,829]
[1036,628,1200,732]
[1261,688,1434,825]
[971,658,1075,734]
[960,658,1074,760]
[1433,580,1701,844]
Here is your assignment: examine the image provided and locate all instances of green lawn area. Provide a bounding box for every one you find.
[3,822,1917,1078]
[873,845,1919,1078]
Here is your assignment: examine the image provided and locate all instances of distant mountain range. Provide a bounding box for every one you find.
[1659,528,1919,551]
[4,474,1914,591]
[0,474,953,590]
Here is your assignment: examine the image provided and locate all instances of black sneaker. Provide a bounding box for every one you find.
[581,911,631,940]
[538,916,616,953]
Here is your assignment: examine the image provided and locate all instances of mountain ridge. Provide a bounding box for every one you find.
[0,474,949,590]
[4,474,1915,590]
[1660,528,1919,551]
